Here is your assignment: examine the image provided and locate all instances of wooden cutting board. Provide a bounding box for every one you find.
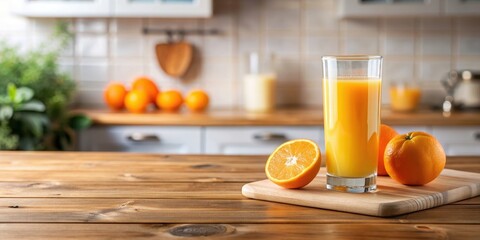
[242,168,480,217]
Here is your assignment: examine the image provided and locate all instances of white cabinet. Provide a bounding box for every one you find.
[204,126,323,155]
[114,0,212,18]
[339,0,441,18]
[445,0,480,16]
[11,0,112,17]
[11,0,212,18]
[432,126,480,156]
[79,126,202,154]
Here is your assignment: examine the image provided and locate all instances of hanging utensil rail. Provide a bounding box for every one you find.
[143,28,220,41]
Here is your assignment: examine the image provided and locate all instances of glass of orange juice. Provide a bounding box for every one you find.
[322,55,382,193]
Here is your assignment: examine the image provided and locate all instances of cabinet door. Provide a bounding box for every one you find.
[79,126,202,154]
[11,0,111,17]
[205,126,323,155]
[431,126,480,156]
[113,0,212,18]
[339,0,441,17]
[445,0,480,15]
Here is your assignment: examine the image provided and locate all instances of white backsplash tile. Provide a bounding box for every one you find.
[202,81,235,108]
[76,34,108,57]
[110,18,144,36]
[276,87,302,106]
[382,58,415,83]
[383,19,415,32]
[300,80,323,106]
[456,57,480,69]
[237,36,261,57]
[238,0,261,36]
[111,59,145,84]
[343,36,379,55]
[419,59,452,83]
[304,8,339,33]
[200,58,234,84]
[266,8,300,34]
[275,57,301,85]
[76,19,107,33]
[266,35,300,56]
[76,59,109,82]
[264,0,301,9]
[420,33,452,56]
[111,36,143,57]
[420,18,452,31]
[304,35,339,56]
[303,59,323,82]
[203,35,234,57]
[342,19,379,34]
[2,0,479,109]
[457,35,480,56]
[383,33,415,56]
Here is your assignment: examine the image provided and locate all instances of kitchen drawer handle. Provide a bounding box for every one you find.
[127,133,161,143]
[253,133,287,141]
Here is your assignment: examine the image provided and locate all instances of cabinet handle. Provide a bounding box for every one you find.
[127,133,161,143]
[253,133,287,141]
[475,132,480,141]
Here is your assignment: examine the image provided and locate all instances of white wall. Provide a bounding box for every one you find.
[0,0,479,109]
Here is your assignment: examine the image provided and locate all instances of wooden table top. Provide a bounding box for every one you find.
[78,108,480,126]
[0,152,479,239]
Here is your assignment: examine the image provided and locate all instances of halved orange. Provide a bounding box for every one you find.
[265,139,321,189]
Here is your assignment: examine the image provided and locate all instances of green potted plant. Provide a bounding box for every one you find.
[0,21,91,150]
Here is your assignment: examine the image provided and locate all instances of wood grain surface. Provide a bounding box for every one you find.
[0,152,479,239]
[76,108,480,126]
[242,169,480,217]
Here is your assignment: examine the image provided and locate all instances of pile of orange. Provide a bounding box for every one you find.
[103,76,209,113]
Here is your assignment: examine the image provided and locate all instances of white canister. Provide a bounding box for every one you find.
[243,52,277,113]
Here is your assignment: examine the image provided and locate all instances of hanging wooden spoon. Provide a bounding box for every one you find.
[155,33,193,78]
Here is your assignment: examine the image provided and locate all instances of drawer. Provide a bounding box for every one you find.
[204,126,323,155]
[432,126,480,156]
[79,126,202,154]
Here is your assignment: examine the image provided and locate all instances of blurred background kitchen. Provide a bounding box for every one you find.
[0,0,479,154]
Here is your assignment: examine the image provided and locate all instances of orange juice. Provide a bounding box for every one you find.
[323,78,381,178]
[390,86,421,112]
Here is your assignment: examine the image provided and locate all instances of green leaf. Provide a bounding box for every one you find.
[0,106,13,120]
[19,137,35,150]
[68,114,92,131]
[7,83,16,102]
[0,95,11,104]
[18,100,45,112]
[15,87,34,103]
[15,112,49,138]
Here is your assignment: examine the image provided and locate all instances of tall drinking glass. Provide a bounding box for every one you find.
[322,55,383,193]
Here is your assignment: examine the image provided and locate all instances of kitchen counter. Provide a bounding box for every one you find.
[78,108,480,126]
[0,152,479,239]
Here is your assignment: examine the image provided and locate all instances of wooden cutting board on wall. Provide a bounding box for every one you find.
[242,168,480,217]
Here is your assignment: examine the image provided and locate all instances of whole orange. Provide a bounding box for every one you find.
[185,90,209,112]
[132,76,159,104]
[384,132,446,186]
[377,124,399,176]
[124,89,150,113]
[156,90,184,112]
[104,82,127,111]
